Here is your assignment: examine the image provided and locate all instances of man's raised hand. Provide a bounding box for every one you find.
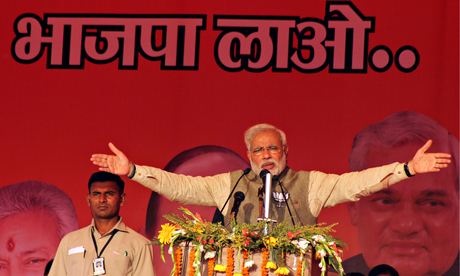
[90,142,131,176]
[408,139,452,175]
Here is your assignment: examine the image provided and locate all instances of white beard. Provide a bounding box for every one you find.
[250,153,287,176]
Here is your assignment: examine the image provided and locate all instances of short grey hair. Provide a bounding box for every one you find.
[244,123,287,150]
[0,181,78,238]
[349,111,459,182]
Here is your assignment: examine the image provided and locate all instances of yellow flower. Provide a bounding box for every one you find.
[265,237,278,246]
[266,261,277,269]
[157,223,176,244]
[274,266,290,275]
[191,221,204,234]
[214,264,227,272]
[234,273,243,276]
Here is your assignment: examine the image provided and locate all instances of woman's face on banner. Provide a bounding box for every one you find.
[349,143,459,276]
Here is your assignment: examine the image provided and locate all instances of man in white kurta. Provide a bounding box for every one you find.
[91,123,451,226]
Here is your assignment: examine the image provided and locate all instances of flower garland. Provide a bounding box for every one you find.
[226,247,235,276]
[242,250,249,276]
[274,267,290,275]
[188,247,196,276]
[295,254,303,276]
[156,208,345,276]
[207,257,215,276]
[261,248,269,276]
[174,247,183,276]
[214,248,227,273]
[273,251,289,276]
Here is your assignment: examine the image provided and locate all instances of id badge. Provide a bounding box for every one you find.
[93,257,106,275]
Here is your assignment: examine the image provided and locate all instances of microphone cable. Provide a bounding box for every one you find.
[275,176,296,226]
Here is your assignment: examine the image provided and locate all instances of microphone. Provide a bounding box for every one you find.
[212,168,251,224]
[230,191,245,222]
[260,169,271,184]
[259,168,296,226]
[259,169,272,219]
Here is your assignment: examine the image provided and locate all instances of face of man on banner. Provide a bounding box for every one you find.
[0,181,78,276]
[349,142,459,276]
[146,145,248,276]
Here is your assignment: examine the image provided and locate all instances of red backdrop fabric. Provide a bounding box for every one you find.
[1,0,458,273]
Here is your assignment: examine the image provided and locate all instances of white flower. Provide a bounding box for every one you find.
[199,245,205,252]
[244,260,255,268]
[171,229,186,243]
[317,249,326,258]
[298,238,309,250]
[312,235,325,243]
[292,238,310,253]
[204,251,216,260]
[173,229,186,235]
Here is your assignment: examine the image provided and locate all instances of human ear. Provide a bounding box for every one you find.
[120,193,125,206]
[246,150,251,161]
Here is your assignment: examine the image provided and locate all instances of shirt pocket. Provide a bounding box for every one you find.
[106,249,132,275]
[66,251,86,276]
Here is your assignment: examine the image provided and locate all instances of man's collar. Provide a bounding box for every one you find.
[91,217,127,237]
[273,167,289,182]
[247,166,290,182]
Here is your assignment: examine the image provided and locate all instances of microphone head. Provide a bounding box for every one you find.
[234,191,245,201]
[259,169,270,178]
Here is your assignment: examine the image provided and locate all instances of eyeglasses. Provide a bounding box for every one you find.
[251,145,282,155]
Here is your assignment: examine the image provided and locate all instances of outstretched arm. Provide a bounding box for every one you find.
[90,142,133,176]
[407,139,451,175]
[311,140,453,210]
[90,142,232,207]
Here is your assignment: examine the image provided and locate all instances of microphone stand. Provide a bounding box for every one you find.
[212,168,250,224]
[258,169,277,235]
[230,192,245,224]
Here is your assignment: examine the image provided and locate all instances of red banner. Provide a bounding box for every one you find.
[1,0,458,275]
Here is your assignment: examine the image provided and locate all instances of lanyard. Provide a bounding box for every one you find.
[91,228,119,258]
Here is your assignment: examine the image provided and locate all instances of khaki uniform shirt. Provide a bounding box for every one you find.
[131,162,408,225]
[49,218,154,276]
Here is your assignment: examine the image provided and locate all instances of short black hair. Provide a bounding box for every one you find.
[44,258,53,275]
[368,264,399,276]
[88,171,124,194]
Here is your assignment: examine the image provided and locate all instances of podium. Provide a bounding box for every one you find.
[157,208,344,276]
[173,244,325,276]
